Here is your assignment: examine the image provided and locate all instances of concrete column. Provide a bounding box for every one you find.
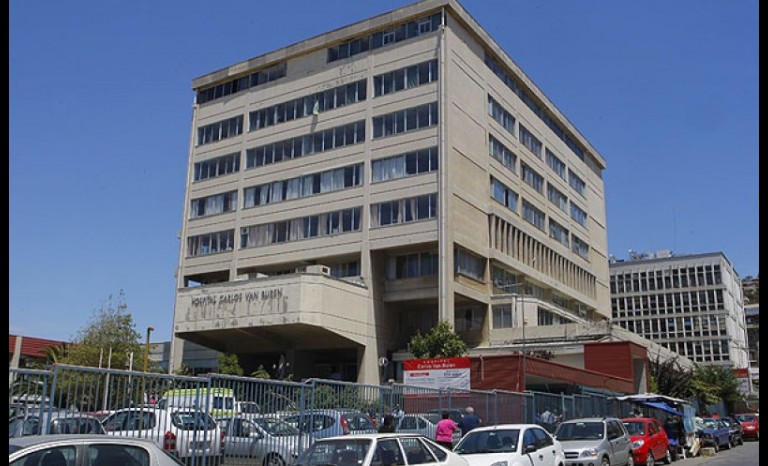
[169,336,186,374]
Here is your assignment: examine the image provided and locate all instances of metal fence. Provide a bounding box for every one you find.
[10,365,623,465]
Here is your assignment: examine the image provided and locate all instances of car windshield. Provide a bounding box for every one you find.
[295,439,372,466]
[423,413,440,424]
[454,429,519,454]
[555,422,604,440]
[253,417,301,436]
[172,411,216,430]
[622,421,646,436]
[736,414,756,422]
[701,418,719,429]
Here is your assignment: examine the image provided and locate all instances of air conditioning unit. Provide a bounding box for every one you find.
[234,274,249,282]
[252,273,268,279]
[305,265,330,275]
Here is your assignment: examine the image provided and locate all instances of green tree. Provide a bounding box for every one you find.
[410,321,468,359]
[63,290,145,371]
[217,353,244,376]
[689,365,744,412]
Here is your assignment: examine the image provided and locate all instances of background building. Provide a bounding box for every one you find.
[171,0,614,384]
[610,250,749,369]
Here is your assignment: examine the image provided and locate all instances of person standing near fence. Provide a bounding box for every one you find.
[458,406,481,436]
[435,411,457,450]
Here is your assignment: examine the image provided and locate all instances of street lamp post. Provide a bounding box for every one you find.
[141,326,154,405]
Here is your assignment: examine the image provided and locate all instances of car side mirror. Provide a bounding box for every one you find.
[524,444,537,454]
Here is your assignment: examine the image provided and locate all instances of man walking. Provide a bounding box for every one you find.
[458,406,481,436]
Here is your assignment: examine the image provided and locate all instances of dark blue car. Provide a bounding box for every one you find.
[697,417,731,452]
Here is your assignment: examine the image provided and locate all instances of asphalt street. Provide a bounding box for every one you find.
[674,438,759,466]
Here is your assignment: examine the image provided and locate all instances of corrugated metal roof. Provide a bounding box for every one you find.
[9,335,69,359]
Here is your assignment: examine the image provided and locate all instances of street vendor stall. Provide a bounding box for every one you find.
[612,392,700,459]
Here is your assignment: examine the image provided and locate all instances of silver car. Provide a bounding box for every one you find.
[553,417,634,466]
[9,433,185,466]
[216,415,310,466]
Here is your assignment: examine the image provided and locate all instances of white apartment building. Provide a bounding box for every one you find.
[170,0,611,384]
[610,251,749,369]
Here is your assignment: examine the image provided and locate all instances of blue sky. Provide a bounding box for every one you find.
[10,0,759,343]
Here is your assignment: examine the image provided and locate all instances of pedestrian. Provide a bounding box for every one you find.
[540,408,555,432]
[379,414,397,433]
[458,406,481,436]
[393,404,404,420]
[435,411,457,450]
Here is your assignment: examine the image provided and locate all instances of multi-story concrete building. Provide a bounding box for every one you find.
[170,0,612,384]
[610,251,749,369]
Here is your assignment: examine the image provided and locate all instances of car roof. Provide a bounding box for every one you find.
[318,433,431,441]
[9,434,158,448]
[464,424,543,432]
[561,417,614,423]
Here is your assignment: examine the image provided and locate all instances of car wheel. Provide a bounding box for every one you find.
[713,441,719,453]
[739,436,744,445]
[626,453,635,466]
[646,453,655,466]
[663,448,672,464]
[726,438,732,449]
[264,453,285,466]
[601,457,611,466]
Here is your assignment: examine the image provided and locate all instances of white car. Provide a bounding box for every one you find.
[295,432,469,466]
[216,414,311,465]
[101,406,223,463]
[453,424,566,466]
[9,433,186,466]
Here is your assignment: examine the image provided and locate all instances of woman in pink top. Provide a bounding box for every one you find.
[435,411,457,450]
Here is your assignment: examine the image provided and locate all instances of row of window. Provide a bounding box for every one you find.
[488,97,586,198]
[371,193,437,227]
[196,102,437,173]
[196,63,287,105]
[491,176,590,260]
[246,121,366,168]
[485,53,587,162]
[197,116,243,146]
[242,164,364,208]
[188,193,441,256]
[191,146,439,220]
[611,289,725,312]
[249,80,367,131]
[374,60,438,97]
[610,265,723,293]
[327,12,442,63]
[372,102,439,138]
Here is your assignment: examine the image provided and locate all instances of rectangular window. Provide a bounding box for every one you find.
[187,230,235,257]
[374,59,438,97]
[521,164,544,193]
[522,199,545,230]
[568,169,586,197]
[194,152,240,181]
[190,191,238,219]
[518,125,542,157]
[488,96,515,136]
[546,183,568,213]
[492,304,513,329]
[548,218,569,247]
[546,149,566,179]
[197,116,243,146]
[372,102,437,140]
[571,234,589,259]
[454,247,485,282]
[372,147,438,182]
[570,202,588,226]
[489,135,516,173]
[490,177,518,212]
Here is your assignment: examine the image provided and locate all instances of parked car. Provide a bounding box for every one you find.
[294,432,469,466]
[720,416,744,446]
[553,417,633,466]
[734,413,759,440]
[9,433,186,466]
[453,423,565,466]
[9,412,106,438]
[696,417,731,452]
[159,387,239,417]
[400,413,463,444]
[282,408,377,440]
[216,414,310,466]
[621,417,672,465]
[101,406,223,463]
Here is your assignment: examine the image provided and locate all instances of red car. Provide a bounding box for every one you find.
[735,413,759,440]
[622,417,672,465]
